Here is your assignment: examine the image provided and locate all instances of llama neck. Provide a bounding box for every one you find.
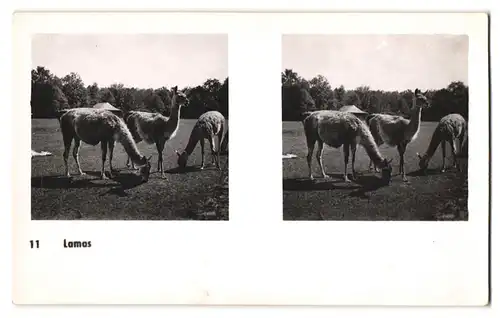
[358,123,385,167]
[423,127,442,159]
[408,100,423,132]
[182,126,200,156]
[167,95,181,126]
[116,121,144,164]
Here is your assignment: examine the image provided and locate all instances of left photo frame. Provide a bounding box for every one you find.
[30,34,229,221]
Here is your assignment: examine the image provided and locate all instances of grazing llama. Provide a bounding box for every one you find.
[367,88,430,181]
[303,110,393,183]
[176,110,226,170]
[124,86,187,178]
[59,108,152,182]
[417,113,467,173]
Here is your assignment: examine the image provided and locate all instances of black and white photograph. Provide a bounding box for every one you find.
[13,11,488,307]
[282,35,469,221]
[31,34,229,220]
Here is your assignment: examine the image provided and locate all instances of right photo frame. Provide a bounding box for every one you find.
[282,34,469,221]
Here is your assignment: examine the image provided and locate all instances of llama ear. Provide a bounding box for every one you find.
[415,88,420,95]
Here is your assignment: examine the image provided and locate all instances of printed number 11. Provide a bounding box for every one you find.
[30,240,39,249]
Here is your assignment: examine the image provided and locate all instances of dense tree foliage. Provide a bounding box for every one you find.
[31,66,229,120]
[281,68,469,122]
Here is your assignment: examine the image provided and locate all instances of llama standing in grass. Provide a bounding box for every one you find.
[59,108,152,182]
[417,113,467,173]
[176,111,226,170]
[124,86,187,178]
[367,88,430,181]
[303,110,393,183]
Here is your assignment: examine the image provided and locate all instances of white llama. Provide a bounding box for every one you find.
[124,86,187,178]
[417,113,468,172]
[367,88,430,181]
[303,110,393,183]
[59,108,152,182]
[176,110,226,170]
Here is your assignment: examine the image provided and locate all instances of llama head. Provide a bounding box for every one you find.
[177,91,188,107]
[138,155,153,182]
[380,158,393,185]
[176,150,188,168]
[414,88,430,109]
[171,86,188,107]
[417,152,430,171]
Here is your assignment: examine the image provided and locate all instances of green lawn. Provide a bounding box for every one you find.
[282,121,468,221]
[31,118,228,220]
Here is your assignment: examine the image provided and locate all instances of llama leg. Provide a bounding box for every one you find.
[200,138,205,169]
[350,143,357,180]
[208,136,220,170]
[62,133,73,177]
[72,138,85,176]
[457,135,465,171]
[450,139,458,171]
[316,141,328,179]
[108,141,115,178]
[398,144,408,182]
[216,129,224,169]
[100,142,108,180]
[216,132,223,170]
[441,141,446,172]
[306,143,315,180]
[343,143,351,182]
[156,142,166,178]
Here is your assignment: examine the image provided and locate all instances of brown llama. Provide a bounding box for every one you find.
[59,108,152,182]
[303,110,393,183]
[176,111,226,170]
[367,88,430,181]
[417,113,467,172]
[124,86,187,178]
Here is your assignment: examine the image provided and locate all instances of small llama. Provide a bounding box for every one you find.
[417,113,467,173]
[176,111,226,170]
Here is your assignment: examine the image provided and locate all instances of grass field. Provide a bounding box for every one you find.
[282,121,468,221]
[31,118,229,220]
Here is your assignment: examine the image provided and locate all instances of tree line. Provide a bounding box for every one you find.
[281,69,469,122]
[31,66,229,120]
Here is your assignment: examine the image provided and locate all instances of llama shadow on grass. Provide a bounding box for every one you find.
[283,174,362,191]
[165,166,203,174]
[101,172,148,197]
[347,175,391,199]
[406,168,448,177]
[31,171,115,189]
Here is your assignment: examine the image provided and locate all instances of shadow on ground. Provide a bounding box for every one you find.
[283,172,391,195]
[165,166,203,174]
[31,169,146,192]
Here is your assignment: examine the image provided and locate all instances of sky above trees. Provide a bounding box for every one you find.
[282,35,468,91]
[32,34,228,89]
